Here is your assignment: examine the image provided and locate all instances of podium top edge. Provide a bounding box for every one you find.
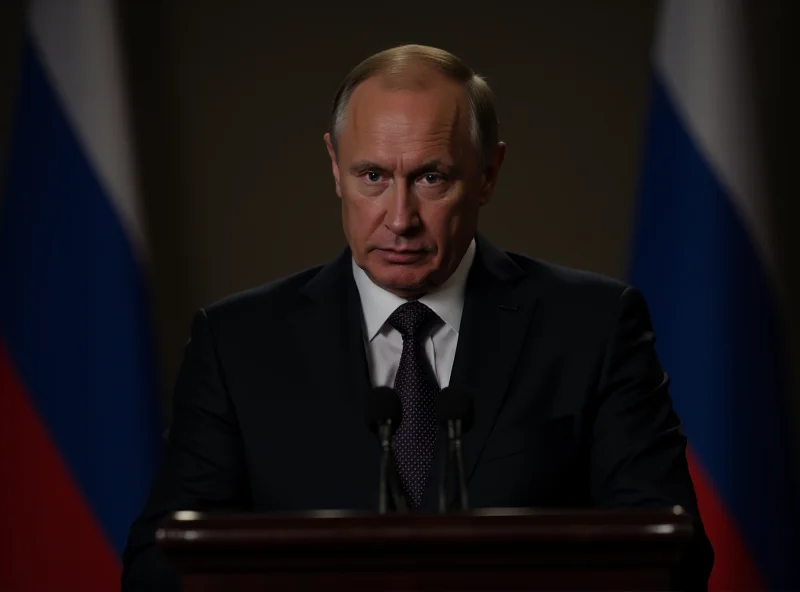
[164,506,689,523]
[155,507,694,548]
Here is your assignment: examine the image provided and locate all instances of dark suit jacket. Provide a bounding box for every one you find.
[122,236,713,590]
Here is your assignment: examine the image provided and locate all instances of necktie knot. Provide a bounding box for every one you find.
[388,301,439,339]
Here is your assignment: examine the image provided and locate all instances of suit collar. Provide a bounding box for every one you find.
[472,233,528,287]
[298,245,353,302]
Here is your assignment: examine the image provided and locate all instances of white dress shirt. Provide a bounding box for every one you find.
[352,239,476,389]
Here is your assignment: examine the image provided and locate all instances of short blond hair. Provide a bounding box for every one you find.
[329,44,498,165]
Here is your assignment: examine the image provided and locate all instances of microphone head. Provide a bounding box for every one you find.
[365,387,402,433]
[437,386,475,432]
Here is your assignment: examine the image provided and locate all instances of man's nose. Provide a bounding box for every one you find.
[384,179,420,235]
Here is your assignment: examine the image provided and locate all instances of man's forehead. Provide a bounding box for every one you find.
[341,75,470,155]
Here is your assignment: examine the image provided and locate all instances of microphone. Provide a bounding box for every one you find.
[437,386,475,512]
[365,387,404,514]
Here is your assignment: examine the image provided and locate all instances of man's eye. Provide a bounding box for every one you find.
[420,173,444,185]
[365,171,382,183]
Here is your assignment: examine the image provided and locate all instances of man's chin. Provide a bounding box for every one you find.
[367,267,431,298]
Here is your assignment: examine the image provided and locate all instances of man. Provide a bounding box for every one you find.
[122,44,713,590]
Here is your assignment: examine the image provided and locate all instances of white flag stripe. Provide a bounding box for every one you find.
[655,0,775,277]
[29,0,147,258]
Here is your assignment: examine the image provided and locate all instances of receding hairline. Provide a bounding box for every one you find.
[365,63,466,95]
[330,44,498,164]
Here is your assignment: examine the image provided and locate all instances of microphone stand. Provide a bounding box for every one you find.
[451,418,469,511]
[439,419,469,512]
[377,421,392,514]
[438,430,449,512]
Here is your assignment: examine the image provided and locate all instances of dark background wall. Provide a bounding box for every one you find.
[121,0,660,399]
[1,1,797,434]
[0,2,26,196]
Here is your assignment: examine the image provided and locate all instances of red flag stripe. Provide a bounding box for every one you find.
[0,340,120,591]
[687,450,764,591]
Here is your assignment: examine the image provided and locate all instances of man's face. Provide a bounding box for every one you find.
[325,72,505,299]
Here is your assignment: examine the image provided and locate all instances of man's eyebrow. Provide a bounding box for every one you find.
[349,160,387,174]
[407,160,454,178]
[348,159,455,176]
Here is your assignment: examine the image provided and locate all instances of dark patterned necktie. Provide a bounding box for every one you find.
[388,300,441,508]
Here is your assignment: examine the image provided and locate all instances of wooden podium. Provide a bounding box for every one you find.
[157,507,692,591]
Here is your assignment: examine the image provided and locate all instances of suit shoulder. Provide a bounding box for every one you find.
[503,251,648,340]
[202,264,323,322]
[505,251,632,305]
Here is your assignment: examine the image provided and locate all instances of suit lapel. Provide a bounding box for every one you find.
[295,248,373,421]
[449,236,541,485]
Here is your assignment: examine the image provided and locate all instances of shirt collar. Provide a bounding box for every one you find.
[352,238,476,342]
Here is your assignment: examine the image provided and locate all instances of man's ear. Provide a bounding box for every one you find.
[324,133,342,198]
[479,141,507,206]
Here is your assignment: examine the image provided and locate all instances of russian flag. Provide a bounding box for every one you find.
[631,0,800,589]
[0,1,161,590]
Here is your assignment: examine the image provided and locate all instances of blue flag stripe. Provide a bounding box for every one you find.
[630,74,800,588]
[0,40,161,556]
